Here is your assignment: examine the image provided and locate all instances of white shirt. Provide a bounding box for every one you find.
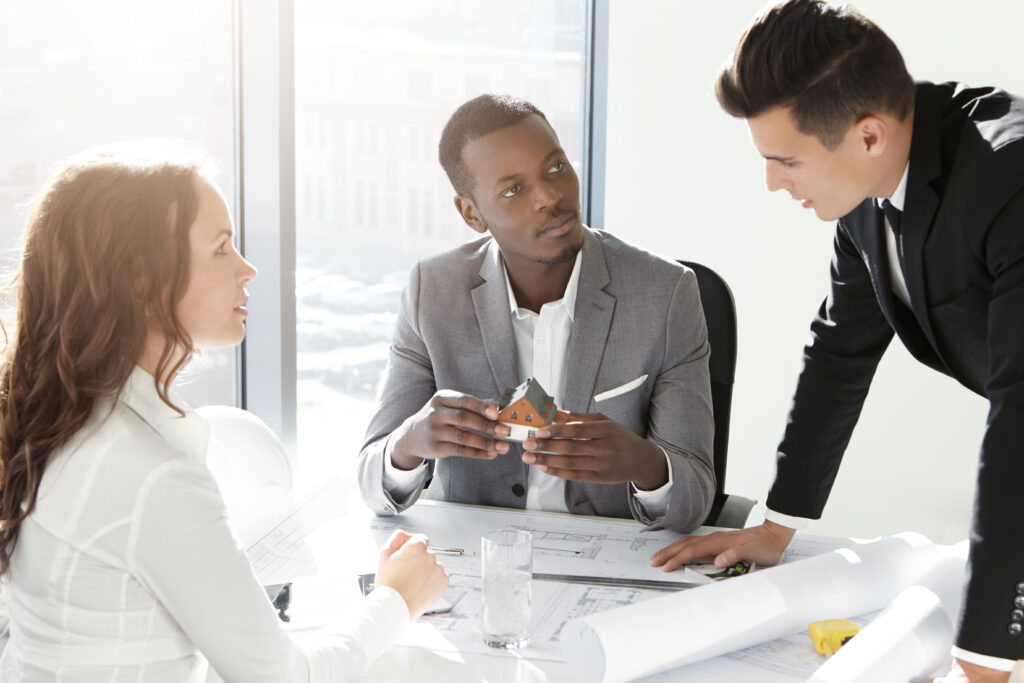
[385,252,673,519]
[0,367,408,682]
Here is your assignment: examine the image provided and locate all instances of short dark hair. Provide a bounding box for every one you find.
[438,94,549,196]
[716,0,915,149]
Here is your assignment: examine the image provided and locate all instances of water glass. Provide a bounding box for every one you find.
[481,528,532,648]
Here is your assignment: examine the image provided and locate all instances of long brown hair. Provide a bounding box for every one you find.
[0,148,203,574]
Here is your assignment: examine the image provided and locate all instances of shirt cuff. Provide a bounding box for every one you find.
[382,439,428,503]
[950,646,1018,672]
[630,446,674,520]
[764,509,811,530]
[355,586,412,665]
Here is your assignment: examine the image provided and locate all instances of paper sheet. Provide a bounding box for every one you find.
[561,532,943,683]
[808,541,968,683]
[244,478,347,585]
[369,501,854,585]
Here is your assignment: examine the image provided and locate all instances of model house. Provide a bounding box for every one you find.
[497,377,557,441]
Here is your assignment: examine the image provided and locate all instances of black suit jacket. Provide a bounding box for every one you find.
[767,82,1024,660]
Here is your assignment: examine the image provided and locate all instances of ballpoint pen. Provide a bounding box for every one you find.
[430,546,476,556]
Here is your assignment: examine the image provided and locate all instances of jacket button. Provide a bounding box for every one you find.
[1011,609,1024,623]
[1015,595,1024,610]
[512,483,525,497]
[1017,582,1024,595]
[1010,623,1023,637]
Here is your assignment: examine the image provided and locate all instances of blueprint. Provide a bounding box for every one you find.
[244,478,347,585]
[363,501,865,669]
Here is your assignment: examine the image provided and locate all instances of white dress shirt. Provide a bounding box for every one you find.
[0,367,409,682]
[767,165,1015,671]
[385,252,673,519]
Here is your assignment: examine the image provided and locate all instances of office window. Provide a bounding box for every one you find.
[293,0,587,485]
[0,1,237,408]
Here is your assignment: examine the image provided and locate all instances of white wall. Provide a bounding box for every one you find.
[604,1,1024,543]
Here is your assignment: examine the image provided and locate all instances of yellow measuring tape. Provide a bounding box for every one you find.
[808,619,861,655]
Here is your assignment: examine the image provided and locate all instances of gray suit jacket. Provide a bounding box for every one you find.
[356,227,715,532]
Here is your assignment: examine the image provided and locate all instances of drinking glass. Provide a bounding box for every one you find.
[481,528,532,648]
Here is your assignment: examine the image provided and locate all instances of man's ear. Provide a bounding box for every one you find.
[855,115,888,158]
[454,194,487,234]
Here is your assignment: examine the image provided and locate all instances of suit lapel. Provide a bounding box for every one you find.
[858,201,898,322]
[563,229,616,413]
[900,84,944,347]
[471,240,519,394]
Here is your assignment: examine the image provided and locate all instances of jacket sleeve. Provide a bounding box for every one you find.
[956,184,1024,660]
[356,261,436,515]
[766,222,895,517]
[632,267,716,533]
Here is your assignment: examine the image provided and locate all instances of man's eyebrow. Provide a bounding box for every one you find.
[492,148,565,188]
[494,171,522,187]
[764,154,797,163]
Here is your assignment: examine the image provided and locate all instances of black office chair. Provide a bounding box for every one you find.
[678,260,756,529]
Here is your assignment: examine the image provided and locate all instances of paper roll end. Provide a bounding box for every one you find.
[562,618,607,682]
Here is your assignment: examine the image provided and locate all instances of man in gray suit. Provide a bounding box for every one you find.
[357,95,715,533]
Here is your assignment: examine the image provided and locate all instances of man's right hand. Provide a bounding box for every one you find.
[649,520,796,572]
[389,390,510,470]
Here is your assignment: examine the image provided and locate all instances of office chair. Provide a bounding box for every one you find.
[200,405,295,620]
[678,260,756,529]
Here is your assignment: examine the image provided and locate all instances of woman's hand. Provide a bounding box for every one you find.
[374,530,450,619]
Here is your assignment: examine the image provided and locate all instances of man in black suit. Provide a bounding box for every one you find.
[650,1,1024,680]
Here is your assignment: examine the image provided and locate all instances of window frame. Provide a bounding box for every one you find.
[237,0,607,444]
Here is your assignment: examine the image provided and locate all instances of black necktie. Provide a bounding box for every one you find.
[881,198,905,268]
[881,199,903,237]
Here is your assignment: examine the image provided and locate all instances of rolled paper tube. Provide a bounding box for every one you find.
[561,532,942,683]
[807,541,967,683]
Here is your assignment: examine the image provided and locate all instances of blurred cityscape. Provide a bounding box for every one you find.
[0,0,585,478]
[293,0,586,468]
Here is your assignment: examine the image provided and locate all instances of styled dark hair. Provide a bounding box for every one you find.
[716,0,915,148]
[0,146,204,574]
[438,94,549,196]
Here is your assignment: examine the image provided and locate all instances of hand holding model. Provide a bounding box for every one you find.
[389,390,511,470]
[522,410,670,491]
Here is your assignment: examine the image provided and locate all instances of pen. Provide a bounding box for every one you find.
[430,546,475,556]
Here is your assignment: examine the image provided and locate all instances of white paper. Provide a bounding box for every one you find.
[808,541,968,683]
[562,532,943,683]
[245,478,347,585]
[369,501,824,584]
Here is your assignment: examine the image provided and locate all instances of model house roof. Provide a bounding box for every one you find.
[497,377,557,426]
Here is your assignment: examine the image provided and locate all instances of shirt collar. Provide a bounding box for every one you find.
[119,365,209,460]
[502,249,583,321]
[877,161,910,212]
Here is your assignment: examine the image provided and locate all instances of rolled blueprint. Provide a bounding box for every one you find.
[561,532,941,683]
[807,541,967,683]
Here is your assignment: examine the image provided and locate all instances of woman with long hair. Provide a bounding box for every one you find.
[0,146,448,681]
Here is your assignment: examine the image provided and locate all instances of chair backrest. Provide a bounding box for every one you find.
[678,260,737,512]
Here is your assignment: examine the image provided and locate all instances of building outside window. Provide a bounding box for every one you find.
[293,0,588,486]
[0,0,237,408]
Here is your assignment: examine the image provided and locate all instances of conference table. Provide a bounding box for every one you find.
[276,498,896,683]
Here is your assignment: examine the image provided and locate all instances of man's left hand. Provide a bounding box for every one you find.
[931,658,1012,683]
[521,411,667,490]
